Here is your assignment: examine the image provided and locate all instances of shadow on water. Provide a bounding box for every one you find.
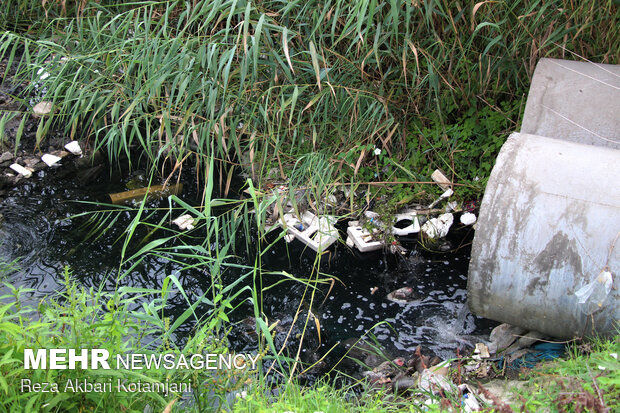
[0,160,496,372]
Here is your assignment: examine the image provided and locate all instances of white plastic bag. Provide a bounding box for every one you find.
[574,270,613,315]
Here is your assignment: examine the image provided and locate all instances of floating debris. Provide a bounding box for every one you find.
[460,212,477,226]
[387,286,416,304]
[392,211,420,236]
[421,213,453,239]
[9,163,33,178]
[428,188,453,209]
[64,141,83,156]
[41,153,62,167]
[33,101,53,116]
[431,169,451,191]
[346,223,383,252]
[280,211,339,253]
[473,343,490,360]
[108,183,183,205]
[172,214,195,231]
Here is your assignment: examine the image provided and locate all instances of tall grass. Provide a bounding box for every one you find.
[1,0,616,199]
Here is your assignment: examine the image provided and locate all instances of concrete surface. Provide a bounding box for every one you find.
[468,132,619,338]
[521,58,620,150]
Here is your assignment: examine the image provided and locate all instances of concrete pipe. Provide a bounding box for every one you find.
[468,58,619,338]
[521,58,620,150]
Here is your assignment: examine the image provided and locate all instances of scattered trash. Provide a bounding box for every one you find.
[387,287,416,304]
[281,211,339,253]
[473,343,490,360]
[172,214,195,231]
[41,153,62,167]
[370,287,378,295]
[463,360,491,378]
[108,183,183,205]
[418,368,454,394]
[458,384,482,413]
[460,212,477,226]
[502,342,565,369]
[392,211,420,236]
[445,200,459,212]
[421,213,453,239]
[37,68,50,80]
[428,188,454,209]
[346,224,383,252]
[9,163,33,178]
[574,270,613,314]
[64,141,83,156]
[33,101,53,116]
[431,169,451,191]
[389,242,408,255]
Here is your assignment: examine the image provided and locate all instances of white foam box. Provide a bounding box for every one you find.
[282,211,339,253]
[346,225,383,252]
[392,212,420,236]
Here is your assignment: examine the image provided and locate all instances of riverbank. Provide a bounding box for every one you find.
[0,1,618,412]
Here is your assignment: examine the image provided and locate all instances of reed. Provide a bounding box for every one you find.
[0,0,616,199]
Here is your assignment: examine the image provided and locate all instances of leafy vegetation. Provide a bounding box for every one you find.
[0,269,250,412]
[1,0,617,203]
[515,336,620,412]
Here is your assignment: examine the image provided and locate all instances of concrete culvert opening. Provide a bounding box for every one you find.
[467,58,619,339]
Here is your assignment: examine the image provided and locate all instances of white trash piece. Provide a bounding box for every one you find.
[37,68,50,80]
[421,213,453,239]
[431,169,451,190]
[41,153,62,167]
[347,225,383,252]
[460,212,477,226]
[281,211,339,253]
[445,201,459,212]
[172,214,195,231]
[392,211,420,236]
[418,368,454,394]
[33,101,53,116]
[64,141,83,156]
[428,188,453,208]
[9,163,33,178]
[364,210,381,224]
[574,270,613,315]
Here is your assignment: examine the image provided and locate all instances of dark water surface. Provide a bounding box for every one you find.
[0,162,495,367]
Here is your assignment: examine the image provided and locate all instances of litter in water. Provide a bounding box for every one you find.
[9,163,33,178]
[421,213,454,239]
[41,154,62,167]
[108,183,183,205]
[64,141,83,156]
[460,212,477,226]
[280,211,339,253]
[172,214,196,231]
